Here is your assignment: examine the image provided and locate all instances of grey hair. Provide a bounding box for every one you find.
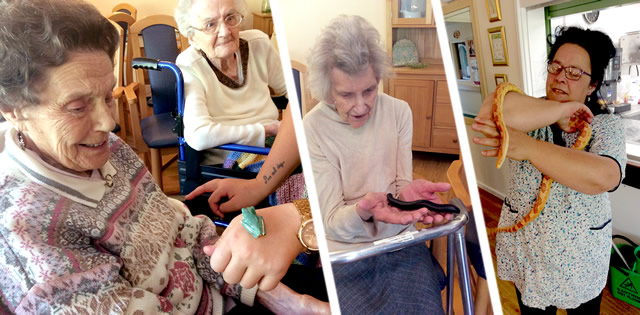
[175,0,248,38]
[308,15,392,104]
[0,0,118,110]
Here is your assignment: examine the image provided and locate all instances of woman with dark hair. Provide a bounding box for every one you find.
[473,26,625,314]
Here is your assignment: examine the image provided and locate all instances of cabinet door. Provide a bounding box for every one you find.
[433,80,455,128]
[391,0,433,25]
[432,80,459,152]
[389,79,435,150]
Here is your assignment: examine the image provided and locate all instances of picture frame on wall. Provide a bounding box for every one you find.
[494,74,507,85]
[486,0,502,22]
[488,26,508,66]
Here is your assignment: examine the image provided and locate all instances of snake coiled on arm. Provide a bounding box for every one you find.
[486,82,592,235]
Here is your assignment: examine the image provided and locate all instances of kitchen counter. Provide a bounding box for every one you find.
[620,103,640,166]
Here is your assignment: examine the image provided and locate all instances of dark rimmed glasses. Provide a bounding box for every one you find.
[547,61,591,81]
[191,11,244,35]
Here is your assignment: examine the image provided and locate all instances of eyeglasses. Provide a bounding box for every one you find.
[547,61,591,81]
[191,11,244,35]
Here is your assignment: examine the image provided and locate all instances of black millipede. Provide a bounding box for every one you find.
[386,193,460,214]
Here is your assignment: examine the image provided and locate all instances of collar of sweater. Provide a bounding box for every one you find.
[4,127,117,208]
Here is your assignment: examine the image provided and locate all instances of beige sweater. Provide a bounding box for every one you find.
[303,93,415,243]
[177,30,285,165]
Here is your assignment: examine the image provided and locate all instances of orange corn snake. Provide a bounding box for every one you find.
[486,82,592,235]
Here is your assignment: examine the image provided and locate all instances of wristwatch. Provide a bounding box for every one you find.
[292,199,318,252]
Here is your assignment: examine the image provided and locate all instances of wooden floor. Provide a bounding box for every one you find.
[480,188,640,315]
[413,151,473,315]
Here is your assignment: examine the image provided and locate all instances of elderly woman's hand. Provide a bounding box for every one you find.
[356,192,429,225]
[398,180,453,224]
[203,203,303,291]
[264,121,281,137]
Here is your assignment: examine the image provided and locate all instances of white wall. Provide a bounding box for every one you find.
[464,117,510,198]
[89,0,177,18]
[277,0,387,65]
[610,184,640,244]
[457,81,482,115]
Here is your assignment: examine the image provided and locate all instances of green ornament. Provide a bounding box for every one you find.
[241,207,266,238]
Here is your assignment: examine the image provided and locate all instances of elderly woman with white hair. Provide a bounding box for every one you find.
[0,0,328,313]
[174,0,285,166]
[303,15,451,314]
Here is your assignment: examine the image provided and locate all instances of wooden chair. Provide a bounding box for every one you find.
[447,159,471,209]
[124,14,189,191]
[112,2,137,20]
[447,159,492,315]
[290,60,316,116]
[107,12,136,86]
[109,20,126,140]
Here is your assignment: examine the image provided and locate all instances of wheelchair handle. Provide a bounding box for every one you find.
[132,58,186,160]
[132,57,161,70]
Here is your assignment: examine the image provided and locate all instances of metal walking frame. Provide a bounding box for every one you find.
[328,198,474,315]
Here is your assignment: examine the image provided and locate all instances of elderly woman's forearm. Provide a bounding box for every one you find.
[185,122,266,151]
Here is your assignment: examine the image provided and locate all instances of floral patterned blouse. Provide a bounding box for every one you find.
[495,114,626,309]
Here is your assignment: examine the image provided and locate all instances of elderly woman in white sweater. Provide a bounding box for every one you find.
[303,15,453,314]
[174,0,285,165]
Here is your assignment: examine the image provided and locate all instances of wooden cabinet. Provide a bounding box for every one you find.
[252,12,273,37]
[389,72,458,154]
[386,0,459,154]
[391,0,433,25]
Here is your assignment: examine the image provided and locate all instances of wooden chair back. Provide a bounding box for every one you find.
[109,20,127,139]
[290,60,316,116]
[107,12,136,86]
[112,2,137,20]
[128,14,189,118]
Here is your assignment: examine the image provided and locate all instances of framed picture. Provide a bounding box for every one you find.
[494,74,507,85]
[488,26,508,66]
[486,0,502,22]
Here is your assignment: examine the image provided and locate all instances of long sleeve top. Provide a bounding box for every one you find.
[0,125,256,314]
[303,93,415,243]
[177,30,285,165]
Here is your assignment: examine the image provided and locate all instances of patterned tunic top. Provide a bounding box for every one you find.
[495,114,626,309]
[0,126,256,314]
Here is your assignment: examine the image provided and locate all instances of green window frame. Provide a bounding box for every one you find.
[544,0,639,52]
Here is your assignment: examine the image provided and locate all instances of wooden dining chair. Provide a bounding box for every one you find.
[108,20,126,139]
[107,12,136,86]
[447,159,492,315]
[290,60,316,116]
[124,14,189,191]
[112,2,137,20]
